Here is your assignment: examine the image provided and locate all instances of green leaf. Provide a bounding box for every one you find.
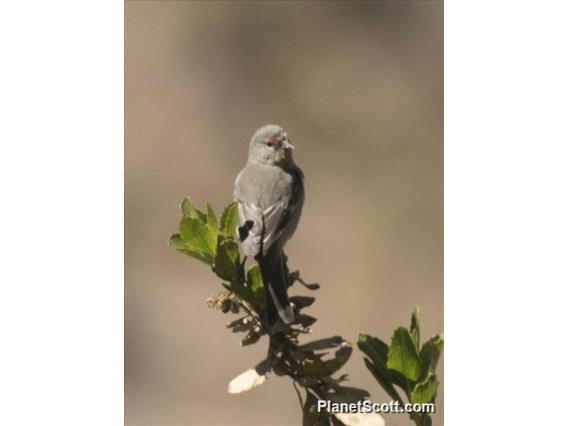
[363,358,404,404]
[206,204,219,245]
[358,334,389,365]
[181,197,207,222]
[219,201,238,237]
[179,217,216,262]
[411,373,439,404]
[358,334,407,389]
[420,335,444,372]
[206,202,218,230]
[387,327,424,383]
[213,239,240,281]
[410,306,420,348]
[168,233,212,265]
[246,265,263,292]
[358,334,405,403]
[358,334,413,396]
[217,249,239,280]
[168,233,186,250]
[246,265,265,306]
[219,264,259,309]
[389,369,413,395]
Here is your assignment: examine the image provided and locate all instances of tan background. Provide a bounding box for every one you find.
[125,1,443,425]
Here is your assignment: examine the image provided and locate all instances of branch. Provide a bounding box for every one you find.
[170,198,383,426]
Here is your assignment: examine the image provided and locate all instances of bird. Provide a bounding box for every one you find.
[234,124,305,326]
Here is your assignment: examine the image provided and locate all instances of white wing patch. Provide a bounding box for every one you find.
[237,200,287,256]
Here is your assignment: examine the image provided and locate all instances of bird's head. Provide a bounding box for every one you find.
[248,124,295,166]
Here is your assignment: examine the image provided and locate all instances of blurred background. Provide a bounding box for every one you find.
[125,1,442,425]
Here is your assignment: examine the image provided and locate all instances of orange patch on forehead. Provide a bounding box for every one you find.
[265,134,285,143]
[264,134,287,149]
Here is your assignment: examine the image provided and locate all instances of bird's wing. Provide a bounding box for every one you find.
[260,201,289,252]
[235,165,304,257]
[237,201,262,237]
[237,199,287,256]
[263,167,305,253]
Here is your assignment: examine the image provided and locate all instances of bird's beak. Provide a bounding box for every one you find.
[282,139,295,150]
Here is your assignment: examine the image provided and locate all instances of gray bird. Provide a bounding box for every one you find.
[234,124,305,326]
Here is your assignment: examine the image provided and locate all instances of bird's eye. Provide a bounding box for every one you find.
[266,141,274,147]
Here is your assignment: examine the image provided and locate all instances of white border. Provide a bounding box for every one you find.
[446,1,568,425]
[0,1,123,425]
[1,1,568,425]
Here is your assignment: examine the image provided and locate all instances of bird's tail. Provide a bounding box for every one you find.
[258,250,294,326]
